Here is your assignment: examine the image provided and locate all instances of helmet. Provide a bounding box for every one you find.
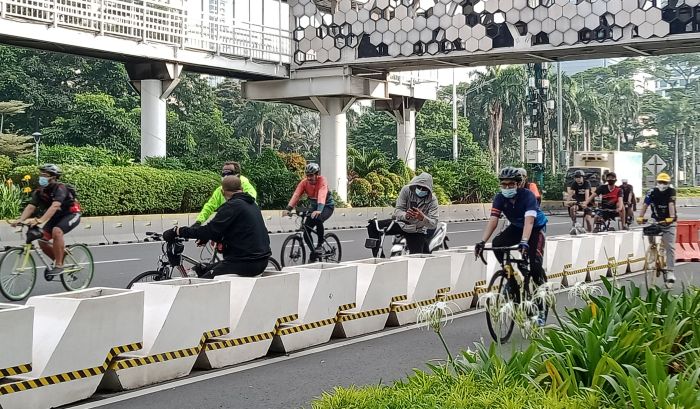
[656,172,671,183]
[305,162,320,175]
[574,170,585,177]
[498,166,522,182]
[517,167,527,178]
[39,164,61,177]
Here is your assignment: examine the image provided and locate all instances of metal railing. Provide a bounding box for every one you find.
[0,0,291,64]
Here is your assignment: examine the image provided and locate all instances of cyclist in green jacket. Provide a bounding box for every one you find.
[195,162,257,225]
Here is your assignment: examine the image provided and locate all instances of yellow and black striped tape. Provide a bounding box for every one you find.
[275,318,336,336]
[204,313,301,350]
[275,314,299,326]
[442,290,474,301]
[391,294,407,302]
[337,307,391,322]
[0,364,32,378]
[110,328,229,371]
[0,343,142,396]
[549,272,566,279]
[475,280,486,287]
[337,303,356,312]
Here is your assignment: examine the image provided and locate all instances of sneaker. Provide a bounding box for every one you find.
[45,266,63,280]
[314,245,325,256]
[665,271,676,288]
[536,310,547,326]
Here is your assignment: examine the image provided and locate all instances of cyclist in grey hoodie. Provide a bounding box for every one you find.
[366,172,439,256]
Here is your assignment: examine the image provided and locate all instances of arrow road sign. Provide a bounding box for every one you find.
[645,154,667,175]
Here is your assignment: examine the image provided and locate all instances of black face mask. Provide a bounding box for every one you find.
[607,179,616,185]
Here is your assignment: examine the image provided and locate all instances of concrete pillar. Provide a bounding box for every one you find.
[318,98,349,201]
[396,107,416,170]
[140,79,167,161]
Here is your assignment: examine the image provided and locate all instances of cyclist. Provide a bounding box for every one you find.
[366,172,439,256]
[583,171,625,230]
[194,161,257,226]
[636,172,677,287]
[621,179,636,226]
[475,167,548,323]
[163,176,271,277]
[517,168,541,205]
[11,164,81,278]
[283,163,334,262]
[566,170,593,232]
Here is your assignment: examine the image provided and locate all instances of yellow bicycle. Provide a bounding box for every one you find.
[0,222,94,301]
[641,220,669,289]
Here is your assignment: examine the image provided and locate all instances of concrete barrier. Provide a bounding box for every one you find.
[101,278,229,391]
[587,233,618,281]
[438,248,484,312]
[272,263,357,353]
[332,208,352,230]
[565,236,596,286]
[0,223,24,250]
[388,254,451,326]
[103,216,138,244]
[66,216,107,246]
[467,203,487,221]
[348,208,366,228]
[545,237,573,289]
[161,214,190,231]
[262,211,283,233]
[336,258,408,338]
[454,204,470,222]
[611,231,636,274]
[0,288,142,409]
[629,230,646,272]
[379,207,395,221]
[0,304,33,379]
[366,207,383,221]
[197,272,299,369]
[133,215,163,242]
[279,214,298,233]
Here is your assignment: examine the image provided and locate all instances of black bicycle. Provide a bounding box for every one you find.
[479,246,548,343]
[592,208,620,232]
[127,232,281,288]
[280,210,341,267]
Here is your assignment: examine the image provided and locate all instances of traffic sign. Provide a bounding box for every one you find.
[645,154,667,175]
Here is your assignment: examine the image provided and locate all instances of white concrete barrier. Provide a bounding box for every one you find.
[629,230,646,272]
[336,258,408,338]
[262,211,283,233]
[133,215,164,242]
[587,233,618,281]
[0,288,142,409]
[545,237,573,289]
[197,272,299,369]
[348,208,366,228]
[566,236,597,286]
[103,215,138,244]
[66,216,107,246]
[0,223,23,250]
[101,278,229,391]
[438,248,484,312]
[162,214,190,231]
[0,304,33,379]
[272,263,357,353]
[611,231,636,274]
[333,208,352,229]
[279,214,298,233]
[388,254,451,326]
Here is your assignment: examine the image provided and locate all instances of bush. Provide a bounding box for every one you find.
[422,159,499,203]
[278,152,306,177]
[542,171,566,200]
[143,156,187,171]
[244,149,298,210]
[432,185,450,205]
[348,178,372,207]
[39,145,130,167]
[677,187,700,197]
[9,165,218,216]
[0,155,13,177]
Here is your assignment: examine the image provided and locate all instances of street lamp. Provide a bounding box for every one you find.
[32,132,42,165]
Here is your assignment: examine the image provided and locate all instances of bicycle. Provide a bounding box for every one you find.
[640,219,669,289]
[478,245,548,343]
[592,208,620,233]
[365,216,449,258]
[563,199,590,235]
[280,210,341,267]
[127,232,282,288]
[0,222,94,301]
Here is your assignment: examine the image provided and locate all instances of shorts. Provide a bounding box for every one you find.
[43,213,81,240]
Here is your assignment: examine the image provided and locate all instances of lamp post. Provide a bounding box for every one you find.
[32,132,42,165]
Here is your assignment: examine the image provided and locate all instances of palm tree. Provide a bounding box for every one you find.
[347,147,388,179]
[467,66,526,171]
[0,100,32,134]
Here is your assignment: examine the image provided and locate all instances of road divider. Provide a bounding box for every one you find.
[0,304,33,379]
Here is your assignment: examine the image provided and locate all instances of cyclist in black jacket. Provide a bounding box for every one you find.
[163,176,271,277]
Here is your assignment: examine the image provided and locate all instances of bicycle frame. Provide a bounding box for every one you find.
[10,229,82,275]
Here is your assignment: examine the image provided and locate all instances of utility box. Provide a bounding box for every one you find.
[526,138,543,164]
[567,151,643,198]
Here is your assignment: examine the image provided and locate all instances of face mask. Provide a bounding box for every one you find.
[607,180,616,186]
[415,188,428,198]
[501,188,517,198]
[38,176,49,187]
[657,184,669,191]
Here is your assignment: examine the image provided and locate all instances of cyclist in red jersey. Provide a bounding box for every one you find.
[583,171,626,230]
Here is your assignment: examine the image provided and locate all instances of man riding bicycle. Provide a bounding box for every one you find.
[366,172,439,256]
[163,176,271,277]
[566,170,593,232]
[283,163,334,262]
[583,171,626,230]
[475,167,548,323]
[194,161,257,226]
[621,179,636,225]
[636,172,677,287]
[11,164,81,278]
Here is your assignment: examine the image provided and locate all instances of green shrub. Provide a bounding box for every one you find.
[144,156,187,171]
[677,187,700,197]
[0,155,13,177]
[244,149,298,210]
[542,171,566,200]
[432,185,451,205]
[348,178,372,207]
[9,165,218,216]
[39,144,129,167]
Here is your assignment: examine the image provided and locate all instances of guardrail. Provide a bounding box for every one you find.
[0,231,649,408]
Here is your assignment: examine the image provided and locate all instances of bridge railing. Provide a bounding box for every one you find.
[0,0,291,64]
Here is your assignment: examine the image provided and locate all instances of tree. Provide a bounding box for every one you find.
[0,133,33,159]
[348,106,397,155]
[0,101,31,134]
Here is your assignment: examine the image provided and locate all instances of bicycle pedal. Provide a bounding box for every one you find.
[43,268,54,281]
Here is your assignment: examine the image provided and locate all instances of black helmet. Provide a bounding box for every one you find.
[39,164,61,177]
[305,162,320,175]
[574,170,585,177]
[498,166,522,182]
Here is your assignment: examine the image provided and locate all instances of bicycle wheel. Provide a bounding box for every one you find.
[322,233,342,263]
[267,257,282,271]
[0,248,37,301]
[644,243,658,289]
[281,235,306,267]
[127,269,169,289]
[61,244,94,291]
[485,270,516,344]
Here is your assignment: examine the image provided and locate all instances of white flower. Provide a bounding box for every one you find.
[417,301,455,333]
[520,316,544,338]
[568,282,602,303]
[532,282,557,308]
[479,291,505,322]
[499,300,517,324]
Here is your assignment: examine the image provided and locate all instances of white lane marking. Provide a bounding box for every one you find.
[93,258,140,265]
[70,271,648,409]
[339,240,354,243]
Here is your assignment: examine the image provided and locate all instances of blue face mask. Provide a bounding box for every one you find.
[415,188,428,198]
[38,176,49,187]
[501,187,517,198]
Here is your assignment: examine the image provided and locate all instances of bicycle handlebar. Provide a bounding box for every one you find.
[477,245,524,265]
